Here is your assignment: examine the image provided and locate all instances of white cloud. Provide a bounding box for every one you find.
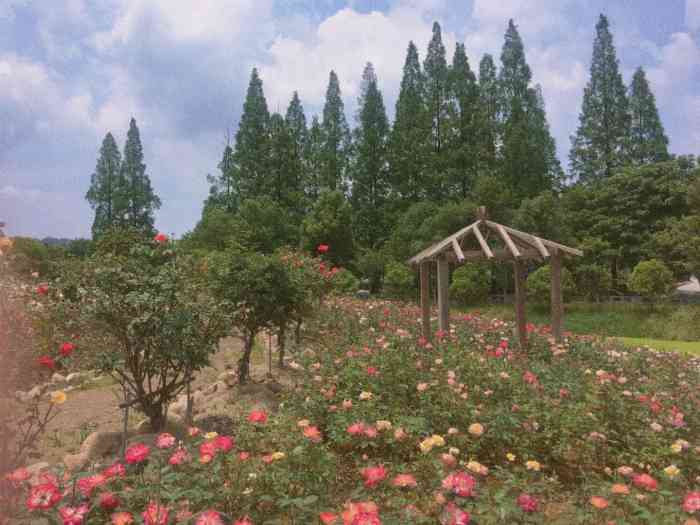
[260,4,454,118]
[95,0,273,49]
[688,0,700,31]
[646,32,700,98]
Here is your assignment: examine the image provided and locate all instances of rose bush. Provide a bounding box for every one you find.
[5,296,699,524]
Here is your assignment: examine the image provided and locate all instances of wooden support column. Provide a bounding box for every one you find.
[437,255,450,333]
[513,259,528,349]
[420,261,431,340]
[550,250,563,343]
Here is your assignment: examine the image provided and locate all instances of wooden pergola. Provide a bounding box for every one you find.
[408,207,583,347]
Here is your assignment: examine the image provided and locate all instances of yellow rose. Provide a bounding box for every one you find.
[430,434,445,447]
[359,391,373,401]
[418,438,434,454]
[49,390,67,405]
[663,465,680,478]
[204,431,219,440]
[525,460,541,471]
[271,451,285,461]
[375,420,392,431]
[506,453,516,462]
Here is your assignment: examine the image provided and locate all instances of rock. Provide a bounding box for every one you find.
[65,372,82,385]
[135,414,188,437]
[51,373,67,385]
[204,381,226,395]
[356,289,370,300]
[265,381,283,394]
[219,371,238,388]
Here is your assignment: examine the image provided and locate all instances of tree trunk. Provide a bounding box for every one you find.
[144,403,165,433]
[295,319,302,345]
[278,324,287,368]
[238,333,255,385]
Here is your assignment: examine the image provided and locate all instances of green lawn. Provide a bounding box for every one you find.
[616,337,700,356]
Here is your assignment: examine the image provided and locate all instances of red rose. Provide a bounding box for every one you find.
[125,443,150,464]
[153,232,168,244]
[59,342,75,357]
[317,244,329,253]
[38,355,56,370]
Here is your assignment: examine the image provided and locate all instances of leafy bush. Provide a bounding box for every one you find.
[8,298,698,524]
[383,261,414,298]
[574,263,613,301]
[49,229,228,430]
[208,247,300,383]
[354,249,387,292]
[527,264,575,306]
[450,263,492,305]
[301,191,354,267]
[329,267,359,295]
[628,259,675,302]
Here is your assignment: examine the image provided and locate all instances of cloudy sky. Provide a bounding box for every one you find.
[1,0,699,239]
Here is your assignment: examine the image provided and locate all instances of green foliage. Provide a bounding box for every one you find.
[389,41,429,206]
[234,68,271,201]
[526,264,575,306]
[383,261,414,298]
[329,267,359,295]
[350,63,391,248]
[51,231,227,430]
[628,67,669,165]
[235,197,299,254]
[85,132,127,238]
[650,215,700,278]
[321,71,351,192]
[570,14,630,182]
[628,259,675,301]
[208,248,299,383]
[301,190,354,267]
[450,263,492,305]
[354,248,387,293]
[574,263,613,301]
[181,207,239,254]
[5,237,57,277]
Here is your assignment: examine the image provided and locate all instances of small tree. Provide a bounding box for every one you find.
[384,261,414,299]
[450,263,492,305]
[52,229,228,431]
[527,264,575,307]
[628,259,674,304]
[208,248,297,383]
[574,263,612,301]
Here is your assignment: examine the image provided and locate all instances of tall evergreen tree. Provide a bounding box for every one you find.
[570,14,630,182]
[423,21,451,200]
[234,68,271,200]
[476,54,499,177]
[447,43,480,198]
[389,41,429,205]
[350,63,390,247]
[285,91,309,211]
[498,20,562,198]
[628,67,669,165]
[306,116,324,201]
[86,132,127,238]
[320,71,351,192]
[204,143,238,213]
[268,113,296,206]
[120,118,160,233]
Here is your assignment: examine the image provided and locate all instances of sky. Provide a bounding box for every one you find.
[1,0,699,239]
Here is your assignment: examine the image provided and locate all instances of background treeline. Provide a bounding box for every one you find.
[183,15,699,299]
[10,15,700,302]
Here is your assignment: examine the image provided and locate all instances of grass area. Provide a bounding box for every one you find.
[616,337,700,356]
[456,301,700,342]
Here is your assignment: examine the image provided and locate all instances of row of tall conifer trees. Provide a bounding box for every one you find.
[201,15,669,251]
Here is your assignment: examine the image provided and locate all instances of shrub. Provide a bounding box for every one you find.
[526,264,575,306]
[49,229,228,430]
[574,263,613,301]
[329,268,359,295]
[450,263,492,305]
[628,259,675,302]
[354,249,387,293]
[208,248,301,383]
[383,261,414,298]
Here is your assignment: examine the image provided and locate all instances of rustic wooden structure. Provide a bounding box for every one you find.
[408,207,583,347]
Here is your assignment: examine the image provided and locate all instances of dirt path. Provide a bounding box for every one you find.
[35,335,296,464]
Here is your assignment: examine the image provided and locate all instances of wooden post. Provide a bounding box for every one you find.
[550,250,563,343]
[420,261,431,340]
[513,259,528,349]
[437,255,450,333]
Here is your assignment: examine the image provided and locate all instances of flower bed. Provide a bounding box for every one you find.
[3,299,699,524]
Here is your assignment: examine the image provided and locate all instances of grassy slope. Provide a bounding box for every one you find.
[617,337,700,356]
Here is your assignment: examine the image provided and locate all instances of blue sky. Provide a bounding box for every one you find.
[1,0,699,238]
